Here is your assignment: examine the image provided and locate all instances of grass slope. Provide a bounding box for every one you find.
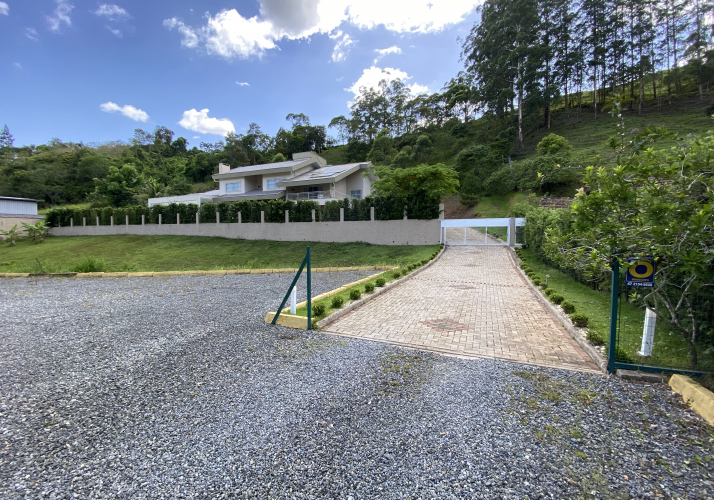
[0,236,439,273]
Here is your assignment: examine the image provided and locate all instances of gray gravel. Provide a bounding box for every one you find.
[1,274,712,499]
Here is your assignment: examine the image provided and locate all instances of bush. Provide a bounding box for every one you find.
[420,259,428,265]
[561,301,576,314]
[549,293,565,305]
[519,261,528,270]
[364,282,375,293]
[393,271,401,279]
[331,296,344,308]
[349,289,362,301]
[312,303,326,317]
[72,257,106,273]
[532,278,542,286]
[375,277,386,287]
[543,288,555,296]
[586,329,605,346]
[570,313,589,328]
[616,346,635,363]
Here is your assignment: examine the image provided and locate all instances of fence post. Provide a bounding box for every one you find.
[216,212,220,224]
[607,257,620,374]
[196,212,200,225]
[508,216,516,247]
[126,215,129,226]
[307,246,311,331]
[285,210,289,223]
[159,214,162,225]
[311,209,316,222]
[238,211,242,224]
[82,217,86,227]
[96,216,99,227]
[370,206,375,221]
[70,218,74,227]
[403,205,408,220]
[261,211,265,224]
[339,208,344,222]
[141,214,145,225]
[177,213,180,225]
[110,216,114,226]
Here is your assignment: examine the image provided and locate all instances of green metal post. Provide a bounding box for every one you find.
[306,246,311,330]
[608,257,620,374]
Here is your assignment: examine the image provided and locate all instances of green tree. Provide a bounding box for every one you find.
[411,134,433,164]
[0,125,13,148]
[367,128,397,165]
[91,164,142,207]
[371,163,459,200]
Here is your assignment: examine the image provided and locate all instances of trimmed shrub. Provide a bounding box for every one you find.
[586,329,605,346]
[72,257,106,273]
[331,296,344,308]
[519,262,528,270]
[375,277,386,287]
[539,283,548,289]
[393,271,401,279]
[561,301,576,314]
[543,288,555,296]
[532,278,542,286]
[616,346,635,363]
[570,313,589,327]
[549,293,565,305]
[364,282,375,293]
[420,259,428,266]
[312,303,326,317]
[349,289,362,301]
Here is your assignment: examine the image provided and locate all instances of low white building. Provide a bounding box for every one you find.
[0,196,44,236]
[147,152,374,207]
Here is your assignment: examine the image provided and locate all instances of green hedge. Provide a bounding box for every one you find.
[46,194,441,227]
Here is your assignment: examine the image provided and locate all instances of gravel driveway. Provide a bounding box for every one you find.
[1,274,712,499]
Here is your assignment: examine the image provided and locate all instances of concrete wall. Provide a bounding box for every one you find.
[0,214,45,238]
[49,219,441,246]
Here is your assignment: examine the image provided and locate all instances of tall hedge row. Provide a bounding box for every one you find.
[45,194,440,227]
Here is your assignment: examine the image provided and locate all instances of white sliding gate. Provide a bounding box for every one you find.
[440,217,525,246]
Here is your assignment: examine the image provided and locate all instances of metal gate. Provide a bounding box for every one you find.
[440,217,525,246]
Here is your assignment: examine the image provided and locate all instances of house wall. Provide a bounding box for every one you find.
[345,172,367,197]
[333,178,347,197]
[50,219,441,246]
[0,199,38,215]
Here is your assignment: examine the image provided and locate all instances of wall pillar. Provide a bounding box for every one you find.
[508,216,516,247]
[110,216,114,226]
[126,215,129,226]
[141,215,145,225]
[238,211,242,224]
[439,203,445,220]
[260,211,265,224]
[339,208,344,222]
[311,209,316,222]
[177,213,180,225]
[216,212,220,224]
[196,212,200,225]
[70,218,74,227]
[370,206,375,221]
[285,210,289,223]
[403,205,408,221]
[96,216,99,227]
[82,217,86,227]
[159,214,162,225]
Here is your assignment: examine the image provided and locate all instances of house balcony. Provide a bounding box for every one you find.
[285,190,353,204]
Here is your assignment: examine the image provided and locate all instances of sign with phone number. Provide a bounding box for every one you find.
[626,259,655,288]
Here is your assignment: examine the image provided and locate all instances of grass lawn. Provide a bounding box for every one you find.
[472,192,528,218]
[517,248,713,374]
[0,235,439,273]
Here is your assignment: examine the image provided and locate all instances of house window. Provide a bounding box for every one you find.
[226,181,241,192]
[266,178,285,190]
[350,189,362,199]
[304,186,320,192]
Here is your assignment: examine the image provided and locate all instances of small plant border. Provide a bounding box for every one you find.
[509,248,607,373]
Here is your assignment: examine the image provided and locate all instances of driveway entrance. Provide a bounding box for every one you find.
[326,246,599,373]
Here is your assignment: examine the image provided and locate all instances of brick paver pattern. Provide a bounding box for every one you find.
[326,246,599,373]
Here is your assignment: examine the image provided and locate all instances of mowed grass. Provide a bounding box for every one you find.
[0,235,440,273]
[518,248,712,372]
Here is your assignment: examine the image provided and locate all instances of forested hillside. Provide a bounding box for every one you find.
[0,0,712,208]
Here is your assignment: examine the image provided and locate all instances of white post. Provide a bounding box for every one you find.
[311,209,316,222]
[290,286,297,314]
[83,217,86,227]
[126,215,129,226]
[110,216,114,226]
[216,212,220,224]
[238,211,242,224]
[285,210,289,223]
[403,205,408,220]
[370,206,375,221]
[70,218,74,227]
[96,216,99,226]
[638,308,657,356]
[339,208,344,222]
[485,227,488,244]
[177,213,180,225]
[260,211,265,224]
[141,214,145,225]
[159,214,162,225]
[196,212,200,224]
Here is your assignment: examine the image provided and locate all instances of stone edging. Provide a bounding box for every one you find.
[507,248,608,373]
[315,246,446,330]
[0,266,394,280]
[669,375,714,426]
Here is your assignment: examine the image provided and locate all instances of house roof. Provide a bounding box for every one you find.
[0,196,40,203]
[277,162,370,187]
[212,158,316,180]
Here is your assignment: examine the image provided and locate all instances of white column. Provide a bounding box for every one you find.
[70,218,74,227]
[339,208,344,222]
[285,210,290,223]
[311,209,316,222]
[216,212,220,224]
[141,215,145,225]
[96,216,99,226]
[159,214,162,225]
[176,213,180,225]
[370,206,375,221]
[82,217,86,227]
[110,216,114,226]
[238,211,242,224]
[126,215,129,226]
[638,308,657,356]
[439,203,445,220]
[260,211,265,224]
[290,286,297,314]
[196,212,200,224]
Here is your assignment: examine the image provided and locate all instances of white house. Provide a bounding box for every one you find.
[148,152,374,207]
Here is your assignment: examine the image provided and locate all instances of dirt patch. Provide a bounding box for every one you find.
[443,195,474,219]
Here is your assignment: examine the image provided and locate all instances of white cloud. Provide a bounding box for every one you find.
[193,136,200,139]
[330,30,355,63]
[0,2,9,16]
[373,45,402,63]
[236,81,250,86]
[100,102,149,122]
[95,4,130,21]
[47,0,74,33]
[347,66,429,97]
[13,62,22,69]
[25,27,38,41]
[164,0,479,60]
[107,26,122,37]
[178,109,235,137]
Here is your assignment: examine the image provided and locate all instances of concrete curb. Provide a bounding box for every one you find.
[508,248,608,374]
[0,265,395,280]
[669,374,714,426]
[315,246,446,330]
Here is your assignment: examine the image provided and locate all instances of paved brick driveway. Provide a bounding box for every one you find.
[326,246,600,373]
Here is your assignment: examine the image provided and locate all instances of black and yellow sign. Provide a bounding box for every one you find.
[626,258,655,288]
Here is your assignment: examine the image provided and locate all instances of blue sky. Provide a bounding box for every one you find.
[1,1,481,147]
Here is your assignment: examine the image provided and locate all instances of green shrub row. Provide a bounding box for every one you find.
[320,194,441,222]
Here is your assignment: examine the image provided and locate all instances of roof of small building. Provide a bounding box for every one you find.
[282,163,365,183]
[0,196,40,203]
